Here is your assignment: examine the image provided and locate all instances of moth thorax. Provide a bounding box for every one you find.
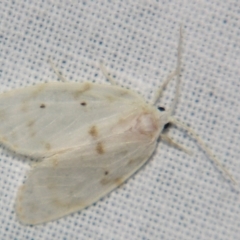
[135,113,159,137]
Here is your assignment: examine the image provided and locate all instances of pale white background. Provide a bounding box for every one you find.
[0,1,240,240]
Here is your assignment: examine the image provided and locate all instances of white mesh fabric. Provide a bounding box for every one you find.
[0,0,240,239]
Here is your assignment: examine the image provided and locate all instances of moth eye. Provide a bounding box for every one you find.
[158,106,165,112]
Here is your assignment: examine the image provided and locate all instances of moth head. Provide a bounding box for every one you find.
[157,106,172,132]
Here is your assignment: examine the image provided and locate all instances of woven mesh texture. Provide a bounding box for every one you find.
[0,1,240,239]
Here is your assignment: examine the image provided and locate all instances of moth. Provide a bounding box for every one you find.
[0,28,235,225]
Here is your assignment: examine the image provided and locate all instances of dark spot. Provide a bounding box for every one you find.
[158,106,165,111]
[104,170,109,175]
[40,104,46,108]
[163,122,171,131]
[96,142,104,154]
[81,102,87,106]
[89,125,98,137]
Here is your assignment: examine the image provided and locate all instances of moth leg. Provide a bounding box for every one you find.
[48,57,68,82]
[161,133,192,155]
[170,117,237,185]
[99,61,117,85]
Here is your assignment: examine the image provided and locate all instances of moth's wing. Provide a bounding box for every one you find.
[16,135,157,225]
[0,82,144,157]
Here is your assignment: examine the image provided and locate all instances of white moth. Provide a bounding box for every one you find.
[0,29,235,225]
